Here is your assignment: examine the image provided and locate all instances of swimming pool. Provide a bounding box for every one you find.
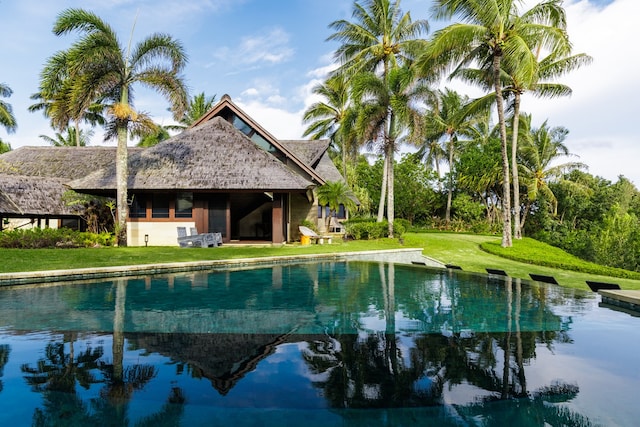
[0,261,638,426]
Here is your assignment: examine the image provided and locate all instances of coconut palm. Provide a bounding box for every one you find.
[49,8,188,245]
[303,74,358,181]
[454,48,592,238]
[30,51,107,147]
[328,0,429,232]
[328,0,429,78]
[352,65,431,236]
[168,91,217,130]
[517,114,585,230]
[39,127,94,147]
[421,0,573,247]
[0,83,17,134]
[418,88,478,224]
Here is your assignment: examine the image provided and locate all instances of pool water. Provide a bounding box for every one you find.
[0,261,638,426]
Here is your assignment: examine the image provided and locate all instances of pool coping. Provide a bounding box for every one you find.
[0,248,439,287]
[599,289,640,313]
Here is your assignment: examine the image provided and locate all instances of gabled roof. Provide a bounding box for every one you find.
[69,116,315,192]
[192,94,326,185]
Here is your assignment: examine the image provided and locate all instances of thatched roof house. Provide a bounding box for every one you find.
[0,95,346,245]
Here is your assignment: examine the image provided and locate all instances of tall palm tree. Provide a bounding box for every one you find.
[422,0,572,247]
[328,0,429,233]
[352,65,431,236]
[49,8,189,245]
[517,114,585,230]
[418,88,478,224]
[0,82,17,134]
[456,48,592,238]
[303,74,358,181]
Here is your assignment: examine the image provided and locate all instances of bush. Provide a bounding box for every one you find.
[0,228,115,249]
[344,219,406,240]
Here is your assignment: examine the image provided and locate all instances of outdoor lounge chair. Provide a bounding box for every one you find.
[445,264,462,270]
[177,227,221,247]
[299,225,331,244]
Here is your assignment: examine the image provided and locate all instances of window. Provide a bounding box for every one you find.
[151,194,170,218]
[337,204,346,219]
[129,194,147,218]
[317,205,323,218]
[175,192,193,218]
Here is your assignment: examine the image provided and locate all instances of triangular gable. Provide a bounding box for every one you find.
[192,95,326,185]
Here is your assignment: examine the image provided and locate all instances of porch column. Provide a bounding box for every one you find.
[272,193,284,244]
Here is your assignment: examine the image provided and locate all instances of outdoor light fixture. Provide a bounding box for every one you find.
[144,234,149,247]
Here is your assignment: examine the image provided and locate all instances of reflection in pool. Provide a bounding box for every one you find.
[0,261,638,426]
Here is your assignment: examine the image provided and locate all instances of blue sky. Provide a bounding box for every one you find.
[1,0,637,185]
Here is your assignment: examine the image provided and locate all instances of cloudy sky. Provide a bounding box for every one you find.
[1,0,636,184]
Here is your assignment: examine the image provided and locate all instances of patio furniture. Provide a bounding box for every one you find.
[299,226,331,245]
[177,227,221,247]
[329,217,345,233]
[445,264,463,270]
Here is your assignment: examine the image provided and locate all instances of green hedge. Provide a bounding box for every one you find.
[0,228,115,249]
[344,219,406,240]
[480,238,640,280]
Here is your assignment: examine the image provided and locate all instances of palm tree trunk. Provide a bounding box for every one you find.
[445,135,454,224]
[511,93,522,239]
[493,54,512,248]
[387,141,395,237]
[377,154,388,223]
[116,124,128,246]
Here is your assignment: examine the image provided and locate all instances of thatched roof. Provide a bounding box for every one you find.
[69,117,316,193]
[0,174,77,216]
[281,140,345,184]
[0,146,142,180]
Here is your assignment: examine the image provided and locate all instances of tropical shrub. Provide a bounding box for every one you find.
[0,228,115,248]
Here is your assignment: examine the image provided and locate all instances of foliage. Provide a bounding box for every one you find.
[300,219,318,233]
[344,219,406,240]
[451,193,485,223]
[0,139,11,154]
[481,237,640,280]
[0,82,17,133]
[0,228,114,249]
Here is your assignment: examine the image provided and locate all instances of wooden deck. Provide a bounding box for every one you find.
[599,289,640,314]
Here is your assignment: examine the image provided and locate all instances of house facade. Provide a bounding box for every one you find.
[0,95,347,246]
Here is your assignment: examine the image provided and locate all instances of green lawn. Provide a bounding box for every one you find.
[2,232,639,291]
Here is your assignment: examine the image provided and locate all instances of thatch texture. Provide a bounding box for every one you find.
[0,174,76,216]
[0,146,139,180]
[281,140,345,183]
[69,117,315,193]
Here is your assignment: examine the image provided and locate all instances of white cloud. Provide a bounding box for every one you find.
[211,28,294,71]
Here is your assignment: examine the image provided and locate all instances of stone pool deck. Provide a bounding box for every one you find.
[599,289,640,314]
[0,248,441,287]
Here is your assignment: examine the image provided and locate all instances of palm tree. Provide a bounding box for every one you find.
[39,127,94,147]
[422,0,573,247]
[49,8,189,246]
[352,65,431,236]
[418,88,478,224]
[174,92,216,128]
[303,74,358,181]
[0,82,17,134]
[517,114,585,230]
[328,0,429,234]
[30,52,107,147]
[316,180,357,230]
